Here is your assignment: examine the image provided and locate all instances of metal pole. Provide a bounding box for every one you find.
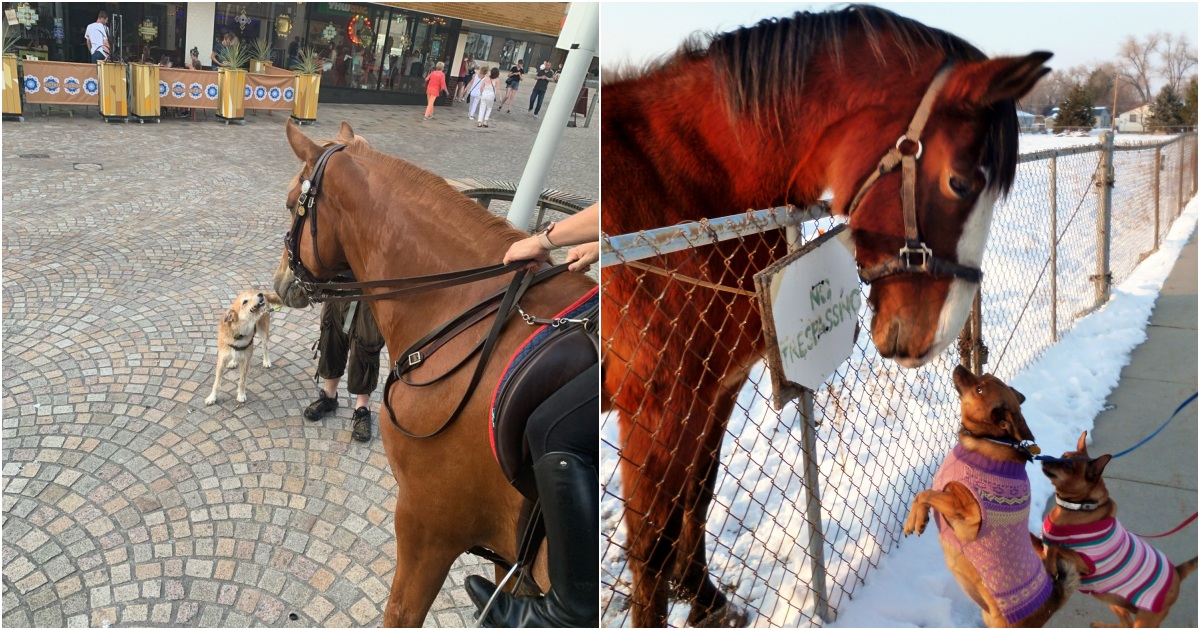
[584,87,598,128]
[798,389,831,623]
[1154,146,1161,249]
[970,290,984,374]
[1094,130,1115,308]
[1049,156,1058,343]
[505,2,598,230]
[1178,137,1186,215]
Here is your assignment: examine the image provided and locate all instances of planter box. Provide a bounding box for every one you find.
[98,61,128,121]
[2,55,21,119]
[217,67,246,123]
[250,60,273,74]
[292,73,320,123]
[130,63,160,121]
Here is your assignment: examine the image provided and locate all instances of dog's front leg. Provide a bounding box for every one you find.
[206,352,227,405]
[235,349,252,403]
[904,482,980,542]
[259,316,272,368]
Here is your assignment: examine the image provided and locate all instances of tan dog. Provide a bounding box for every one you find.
[904,365,1078,627]
[205,290,282,405]
[1040,431,1197,627]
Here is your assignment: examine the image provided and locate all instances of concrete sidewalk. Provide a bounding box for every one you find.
[1047,232,1198,628]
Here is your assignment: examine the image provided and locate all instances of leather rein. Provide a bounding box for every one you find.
[284,143,577,439]
[845,65,983,285]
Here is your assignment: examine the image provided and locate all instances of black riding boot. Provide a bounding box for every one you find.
[465,452,599,627]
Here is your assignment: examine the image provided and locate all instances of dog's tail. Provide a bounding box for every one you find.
[1177,556,1198,583]
[1045,552,1082,617]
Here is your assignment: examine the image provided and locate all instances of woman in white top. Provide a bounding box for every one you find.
[476,67,501,128]
[463,66,487,121]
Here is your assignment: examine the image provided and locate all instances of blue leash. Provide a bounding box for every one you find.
[1034,392,1197,463]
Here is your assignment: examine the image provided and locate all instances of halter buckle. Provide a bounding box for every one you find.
[408,351,423,367]
[895,135,923,160]
[899,243,933,271]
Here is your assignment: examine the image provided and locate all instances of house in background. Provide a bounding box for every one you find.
[1117,104,1152,133]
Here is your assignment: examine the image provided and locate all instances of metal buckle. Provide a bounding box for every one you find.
[894,135,924,160]
[407,351,422,366]
[899,243,932,271]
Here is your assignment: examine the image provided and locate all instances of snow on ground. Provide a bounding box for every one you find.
[829,195,1198,629]
[1019,130,1177,152]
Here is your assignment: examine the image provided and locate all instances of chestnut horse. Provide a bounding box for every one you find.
[272,121,596,626]
[601,5,1051,626]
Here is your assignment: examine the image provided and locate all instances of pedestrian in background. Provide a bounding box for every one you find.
[463,65,487,122]
[85,11,110,63]
[477,66,500,128]
[498,59,524,114]
[528,60,552,117]
[424,61,448,121]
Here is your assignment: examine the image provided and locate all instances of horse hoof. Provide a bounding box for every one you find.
[690,602,751,628]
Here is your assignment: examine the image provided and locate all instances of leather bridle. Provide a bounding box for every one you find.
[283,142,577,439]
[845,65,984,285]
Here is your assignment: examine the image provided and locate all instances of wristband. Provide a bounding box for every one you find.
[536,223,558,250]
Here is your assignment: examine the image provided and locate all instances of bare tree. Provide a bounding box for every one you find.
[1018,68,1071,115]
[1117,32,1163,104]
[1160,32,1198,92]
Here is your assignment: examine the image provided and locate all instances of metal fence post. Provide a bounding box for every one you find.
[1179,138,1187,215]
[798,389,831,623]
[1093,130,1115,307]
[1049,156,1058,343]
[1154,146,1162,249]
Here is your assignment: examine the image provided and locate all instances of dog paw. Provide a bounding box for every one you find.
[236,392,247,403]
[226,360,238,370]
[205,394,217,406]
[262,357,272,368]
[903,508,929,537]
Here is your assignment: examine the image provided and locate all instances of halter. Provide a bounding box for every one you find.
[846,65,983,285]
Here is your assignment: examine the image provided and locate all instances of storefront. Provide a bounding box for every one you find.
[3,2,575,106]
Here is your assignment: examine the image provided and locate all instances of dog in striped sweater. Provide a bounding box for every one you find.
[1041,431,1197,628]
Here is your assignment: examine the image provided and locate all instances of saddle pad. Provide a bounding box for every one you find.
[489,287,598,500]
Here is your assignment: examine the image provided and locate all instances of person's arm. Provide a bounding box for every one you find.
[502,203,600,266]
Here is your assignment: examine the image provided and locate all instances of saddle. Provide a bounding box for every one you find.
[490,287,599,501]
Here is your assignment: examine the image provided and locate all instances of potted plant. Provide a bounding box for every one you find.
[249,35,273,74]
[216,39,250,123]
[290,47,321,124]
[1,26,20,121]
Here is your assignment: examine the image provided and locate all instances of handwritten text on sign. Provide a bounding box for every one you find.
[754,223,861,408]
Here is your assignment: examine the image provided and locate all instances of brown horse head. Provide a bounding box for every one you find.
[272,121,372,308]
[837,53,1052,367]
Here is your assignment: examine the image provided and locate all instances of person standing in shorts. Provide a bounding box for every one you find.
[303,302,384,443]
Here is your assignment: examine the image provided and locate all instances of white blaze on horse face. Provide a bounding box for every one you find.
[922,187,998,366]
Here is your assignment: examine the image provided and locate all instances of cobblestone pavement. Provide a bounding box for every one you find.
[2,85,598,628]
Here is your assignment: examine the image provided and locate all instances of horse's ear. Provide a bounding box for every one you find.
[337,122,356,142]
[285,118,322,165]
[943,51,1053,110]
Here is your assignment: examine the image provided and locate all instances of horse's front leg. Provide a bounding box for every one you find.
[382,508,459,627]
[678,377,746,628]
[620,408,677,627]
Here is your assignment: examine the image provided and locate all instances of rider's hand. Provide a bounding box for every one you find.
[502,236,550,270]
[564,242,600,272]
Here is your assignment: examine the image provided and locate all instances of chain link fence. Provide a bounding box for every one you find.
[599,133,1197,627]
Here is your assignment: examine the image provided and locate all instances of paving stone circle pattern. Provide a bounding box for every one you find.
[2,89,598,628]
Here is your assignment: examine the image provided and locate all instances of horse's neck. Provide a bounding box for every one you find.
[604,56,918,232]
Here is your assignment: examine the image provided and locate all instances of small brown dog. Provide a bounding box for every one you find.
[205,290,282,405]
[904,365,1078,627]
[1040,431,1197,627]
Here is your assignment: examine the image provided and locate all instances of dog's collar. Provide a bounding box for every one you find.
[963,430,1041,462]
[229,332,254,350]
[1054,495,1105,512]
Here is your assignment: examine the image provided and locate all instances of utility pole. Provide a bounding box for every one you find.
[1112,72,1120,132]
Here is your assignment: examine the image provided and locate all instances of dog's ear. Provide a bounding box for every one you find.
[1012,388,1026,405]
[1085,453,1111,483]
[223,308,238,324]
[1075,431,1089,454]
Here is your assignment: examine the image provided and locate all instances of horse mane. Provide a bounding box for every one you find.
[610,4,1020,195]
[313,137,526,240]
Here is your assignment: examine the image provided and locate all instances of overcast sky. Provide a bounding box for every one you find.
[601,1,1198,87]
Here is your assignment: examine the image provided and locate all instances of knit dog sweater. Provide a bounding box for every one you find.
[1042,515,1174,612]
[932,444,1052,625]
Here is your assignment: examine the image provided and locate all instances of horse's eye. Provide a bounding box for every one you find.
[949,174,973,199]
[975,385,984,395]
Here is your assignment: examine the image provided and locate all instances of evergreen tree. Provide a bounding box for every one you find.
[1147,84,1186,131]
[1184,76,1198,128]
[1054,84,1094,130]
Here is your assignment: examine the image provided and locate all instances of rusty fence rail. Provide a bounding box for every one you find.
[598,132,1197,627]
